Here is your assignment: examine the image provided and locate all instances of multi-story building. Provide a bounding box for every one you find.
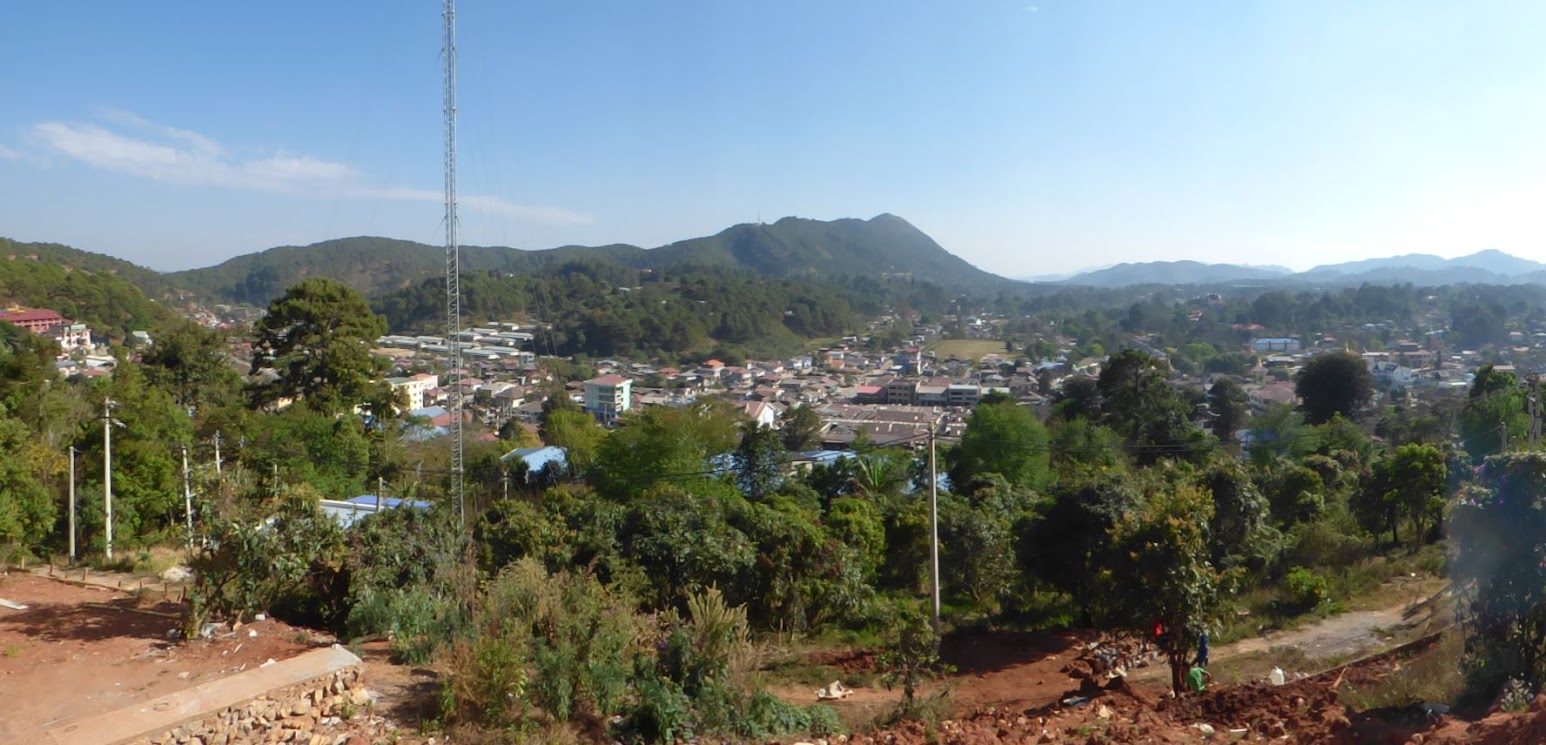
[48,322,92,352]
[0,307,68,333]
[388,373,439,411]
[583,374,632,424]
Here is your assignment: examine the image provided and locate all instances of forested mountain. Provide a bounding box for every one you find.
[169,214,1015,305]
[375,260,953,361]
[1055,249,1546,288]
[0,238,176,336]
[1302,249,1546,278]
[1058,261,1291,287]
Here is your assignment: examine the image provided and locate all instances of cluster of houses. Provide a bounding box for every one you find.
[0,306,134,379]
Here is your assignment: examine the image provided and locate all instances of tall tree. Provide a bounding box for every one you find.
[1294,351,1374,425]
[1096,349,1207,464]
[1451,453,1546,696]
[1459,365,1528,462]
[1207,377,1249,443]
[142,322,243,412]
[1107,482,1228,693]
[250,278,390,416]
[948,398,1050,492]
[1365,444,1447,546]
[778,405,823,452]
[733,422,789,501]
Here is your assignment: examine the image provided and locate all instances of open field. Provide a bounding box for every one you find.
[932,338,1008,360]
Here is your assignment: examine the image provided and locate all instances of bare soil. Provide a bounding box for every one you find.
[0,572,311,742]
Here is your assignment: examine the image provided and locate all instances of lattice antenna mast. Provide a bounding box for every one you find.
[443,0,465,525]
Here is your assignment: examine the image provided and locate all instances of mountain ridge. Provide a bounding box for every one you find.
[170,213,1016,305]
[1055,250,1546,287]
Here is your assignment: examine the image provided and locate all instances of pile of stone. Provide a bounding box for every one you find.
[131,667,372,745]
[1065,637,1161,680]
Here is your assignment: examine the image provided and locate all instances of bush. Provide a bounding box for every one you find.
[877,604,950,718]
[1282,566,1330,611]
[442,559,645,731]
[804,704,845,737]
[184,492,346,632]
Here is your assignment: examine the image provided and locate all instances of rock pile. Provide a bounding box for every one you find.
[1063,636,1161,680]
[128,667,372,745]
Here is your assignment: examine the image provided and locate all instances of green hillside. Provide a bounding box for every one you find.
[169,214,1016,304]
[373,259,952,363]
[0,238,176,337]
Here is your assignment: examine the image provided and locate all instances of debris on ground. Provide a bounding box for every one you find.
[817,680,853,700]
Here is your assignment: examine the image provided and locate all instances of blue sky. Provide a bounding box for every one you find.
[3,1,1546,276]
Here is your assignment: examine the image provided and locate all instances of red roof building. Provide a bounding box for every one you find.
[0,307,69,334]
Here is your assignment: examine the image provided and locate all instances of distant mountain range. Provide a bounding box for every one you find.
[14,216,1546,325]
[170,214,1017,305]
[1053,250,1546,288]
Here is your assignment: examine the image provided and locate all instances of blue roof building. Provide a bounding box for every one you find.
[320,495,434,529]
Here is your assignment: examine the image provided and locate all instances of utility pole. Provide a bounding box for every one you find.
[67,446,76,562]
[213,431,222,480]
[377,476,385,512]
[1528,373,1542,450]
[103,396,116,561]
[181,445,194,550]
[928,427,941,626]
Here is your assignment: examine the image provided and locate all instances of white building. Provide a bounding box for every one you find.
[48,322,92,352]
[583,374,632,424]
[1368,361,1416,389]
[389,373,439,411]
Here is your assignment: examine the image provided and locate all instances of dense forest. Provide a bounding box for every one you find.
[0,238,176,337]
[374,260,954,361]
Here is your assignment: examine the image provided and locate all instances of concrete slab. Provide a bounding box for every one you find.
[45,645,361,745]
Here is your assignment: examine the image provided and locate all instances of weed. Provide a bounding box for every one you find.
[2,645,20,658]
[1341,632,1464,712]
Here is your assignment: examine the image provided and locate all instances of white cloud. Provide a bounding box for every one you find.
[28,113,591,225]
[0,144,21,160]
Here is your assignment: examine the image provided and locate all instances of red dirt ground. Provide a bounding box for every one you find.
[0,572,311,742]
[798,628,1502,744]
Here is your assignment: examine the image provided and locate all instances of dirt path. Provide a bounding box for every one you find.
[1222,580,1448,661]
[1123,577,1450,687]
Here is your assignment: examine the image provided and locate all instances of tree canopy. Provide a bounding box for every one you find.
[1295,351,1374,425]
[250,278,391,416]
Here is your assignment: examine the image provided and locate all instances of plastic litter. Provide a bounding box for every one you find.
[816,680,852,700]
[1269,667,1286,686]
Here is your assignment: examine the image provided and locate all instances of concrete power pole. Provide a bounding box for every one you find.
[67,446,76,562]
[103,396,116,561]
[182,445,194,550]
[928,428,941,626]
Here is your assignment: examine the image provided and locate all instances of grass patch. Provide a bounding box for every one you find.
[1340,631,1464,712]
[931,338,1009,360]
[131,546,185,577]
[1208,645,1316,687]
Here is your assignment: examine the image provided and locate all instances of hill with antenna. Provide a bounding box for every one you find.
[168,214,1016,304]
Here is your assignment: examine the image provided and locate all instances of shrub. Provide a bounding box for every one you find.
[184,492,346,632]
[1282,566,1330,611]
[877,604,950,718]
